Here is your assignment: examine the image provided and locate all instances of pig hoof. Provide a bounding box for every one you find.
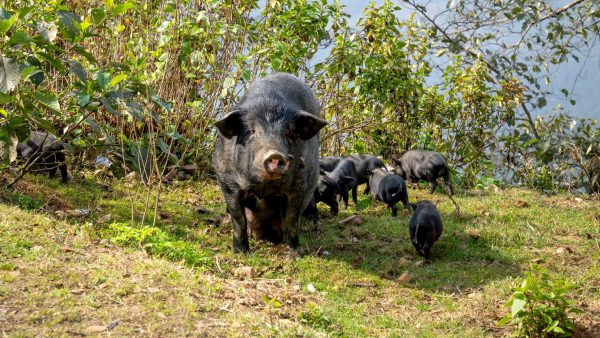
[233,243,250,254]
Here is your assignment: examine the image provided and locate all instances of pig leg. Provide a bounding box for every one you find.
[340,187,349,209]
[56,150,69,183]
[220,185,249,253]
[352,185,358,205]
[408,175,419,189]
[443,170,454,196]
[42,153,57,178]
[428,176,438,194]
[363,184,370,195]
[390,204,398,217]
[400,188,410,210]
[282,200,301,250]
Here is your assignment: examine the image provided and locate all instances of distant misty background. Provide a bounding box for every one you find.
[337,0,600,120]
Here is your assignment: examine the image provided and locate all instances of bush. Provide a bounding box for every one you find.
[498,266,582,337]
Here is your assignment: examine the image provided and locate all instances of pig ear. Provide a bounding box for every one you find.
[215,111,244,139]
[295,110,327,140]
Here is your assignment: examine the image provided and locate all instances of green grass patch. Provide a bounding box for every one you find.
[106,222,213,268]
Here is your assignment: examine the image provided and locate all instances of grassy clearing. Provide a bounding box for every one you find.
[1,173,599,337]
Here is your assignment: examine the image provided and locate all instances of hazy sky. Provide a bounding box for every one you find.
[340,0,600,120]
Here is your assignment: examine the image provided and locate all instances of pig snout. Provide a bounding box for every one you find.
[263,151,289,175]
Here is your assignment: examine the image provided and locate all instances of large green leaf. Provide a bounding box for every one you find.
[8,30,31,45]
[68,60,87,82]
[0,56,20,93]
[58,10,81,40]
[100,97,120,115]
[0,12,17,35]
[97,71,110,90]
[511,298,526,317]
[112,2,136,16]
[0,91,15,104]
[33,91,61,112]
[109,73,127,87]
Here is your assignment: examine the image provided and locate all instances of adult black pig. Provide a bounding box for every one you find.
[319,156,342,172]
[324,158,357,208]
[345,154,385,194]
[212,73,327,253]
[408,201,443,260]
[391,150,454,195]
[16,131,69,183]
[367,168,409,216]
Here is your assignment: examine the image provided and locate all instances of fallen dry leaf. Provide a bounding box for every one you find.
[85,325,106,333]
[398,257,410,266]
[414,260,425,267]
[97,213,112,224]
[233,266,256,279]
[466,228,480,240]
[555,247,574,255]
[338,215,363,226]
[397,272,410,284]
[515,199,529,208]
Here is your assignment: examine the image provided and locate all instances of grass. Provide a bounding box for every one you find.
[1,172,599,337]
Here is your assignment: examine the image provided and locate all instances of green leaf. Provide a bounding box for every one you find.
[0,92,15,104]
[0,56,20,93]
[91,8,106,24]
[0,13,17,35]
[100,97,120,115]
[511,298,526,317]
[157,137,178,162]
[21,66,44,85]
[76,93,90,107]
[109,74,127,87]
[29,115,57,135]
[497,313,512,326]
[151,95,172,113]
[242,69,252,81]
[33,91,61,112]
[271,58,282,70]
[37,52,66,72]
[97,71,110,90]
[112,2,136,16]
[58,10,81,39]
[73,45,97,64]
[68,60,87,82]
[8,30,31,45]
